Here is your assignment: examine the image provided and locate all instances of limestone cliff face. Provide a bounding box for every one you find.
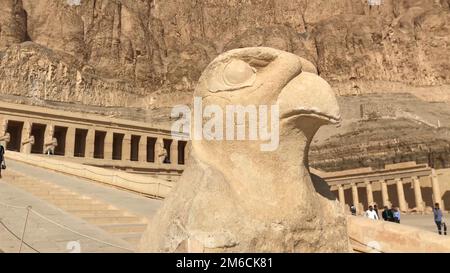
[0,0,448,107]
[0,0,449,172]
[310,93,450,171]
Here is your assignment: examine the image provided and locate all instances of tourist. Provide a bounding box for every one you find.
[373,204,380,219]
[350,204,357,216]
[382,206,394,222]
[0,144,5,178]
[393,207,401,223]
[434,203,447,235]
[365,205,379,220]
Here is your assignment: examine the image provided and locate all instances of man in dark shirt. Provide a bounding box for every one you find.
[382,206,394,222]
[350,205,357,216]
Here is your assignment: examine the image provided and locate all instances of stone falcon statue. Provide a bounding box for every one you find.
[140,47,350,252]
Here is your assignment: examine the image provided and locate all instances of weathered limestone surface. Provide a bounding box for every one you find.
[310,94,450,171]
[0,0,448,107]
[348,216,450,253]
[139,47,350,253]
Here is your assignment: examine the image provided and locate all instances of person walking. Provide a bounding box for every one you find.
[434,203,447,235]
[0,144,5,179]
[365,205,379,220]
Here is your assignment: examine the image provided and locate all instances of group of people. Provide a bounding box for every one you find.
[361,204,401,223]
[351,202,448,235]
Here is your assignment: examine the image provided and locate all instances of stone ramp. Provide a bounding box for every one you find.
[1,159,163,252]
[3,170,148,247]
[0,181,133,253]
[4,159,163,218]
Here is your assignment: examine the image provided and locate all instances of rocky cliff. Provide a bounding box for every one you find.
[0,0,448,107]
[0,0,449,171]
[310,93,450,171]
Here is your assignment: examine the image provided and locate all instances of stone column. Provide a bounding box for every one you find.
[44,124,55,154]
[123,134,131,161]
[44,124,54,144]
[351,183,359,211]
[0,118,7,136]
[21,121,32,154]
[380,179,390,207]
[85,128,95,158]
[412,176,424,212]
[139,135,147,163]
[104,130,114,160]
[431,169,443,208]
[0,118,9,147]
[171,140,178,165]
[156,138,167,164]
[65,127,76,157]
[365,180,374,207]
[338,184,345,205]
[395,178,408,212]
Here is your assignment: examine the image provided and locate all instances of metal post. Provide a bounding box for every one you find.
[19,206,32,253]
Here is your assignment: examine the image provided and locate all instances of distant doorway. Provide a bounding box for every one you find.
[113,133,124,160]
[5,121,23,152]
[94,131,106,159]
[53,126,68,156]
[74,129,88,157]
[30,123,46,154]
[130,135,140,161]
[178,141,187,165]
[146,137,156,163]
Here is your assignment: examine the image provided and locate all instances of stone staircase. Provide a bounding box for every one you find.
[3,169,148,249]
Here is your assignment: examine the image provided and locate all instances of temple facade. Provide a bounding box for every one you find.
[313,162,450,213]
[0,101,186,181]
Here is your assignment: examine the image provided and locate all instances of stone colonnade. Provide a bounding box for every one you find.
[326,163,443,214]
[0,109,187,168]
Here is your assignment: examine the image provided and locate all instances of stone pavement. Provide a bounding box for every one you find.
[401,214,448,234]
[0,159,163,253]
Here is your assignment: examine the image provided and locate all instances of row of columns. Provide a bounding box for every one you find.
[336,174,443,213]
[82,129,182,165]
[0,118,186,166]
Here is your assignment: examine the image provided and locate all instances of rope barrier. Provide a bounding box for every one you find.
[30,209,135,252]
[0,219,40,253]
[0,201,134,252]
[0,200,28,210]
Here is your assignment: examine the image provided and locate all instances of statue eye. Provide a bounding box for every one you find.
[223,59,256,86]
[207,59,256,92]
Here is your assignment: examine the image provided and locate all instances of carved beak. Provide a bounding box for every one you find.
[277,72,341,125]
